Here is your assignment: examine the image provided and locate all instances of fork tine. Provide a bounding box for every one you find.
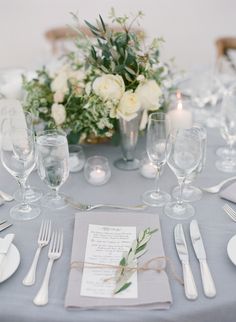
[224,204,236,218]
[49,231,55,253]
[223,204,236,222]
[58,230,63,254]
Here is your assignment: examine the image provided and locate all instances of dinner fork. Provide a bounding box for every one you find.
[23,220,51,286]
[66,198,147,211]
[222,204,236,222]
[33,229,63,306]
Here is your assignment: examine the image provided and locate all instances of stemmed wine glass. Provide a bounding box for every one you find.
[0,121,41,220]
[172,123,207,202]
[164,128,201,219]
[142,112,171,207]
[36,129,69,210]
[216,88,236,172]
[10,110,42,202]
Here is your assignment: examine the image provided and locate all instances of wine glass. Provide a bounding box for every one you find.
[142,112,171,207]
[10,110,42,203]
[36,129,69,210]
[0,122,41,220]
[216,88,236,172]
[172,123,207,202]
[164,128,201,219]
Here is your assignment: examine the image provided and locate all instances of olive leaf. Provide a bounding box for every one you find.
[114,227,158,294]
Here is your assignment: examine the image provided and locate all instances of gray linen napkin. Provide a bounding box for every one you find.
[65,211,172,310]
[219,182,236,203]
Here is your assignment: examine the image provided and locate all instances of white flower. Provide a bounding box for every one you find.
[92,74,125,101]
[51,70,68,97]
[117,91,141,121]
[137,75,145,82]
[53,91,65,103]
[135,80,162,111]
[51,103,66,126]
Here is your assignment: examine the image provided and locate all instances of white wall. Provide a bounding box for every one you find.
[0,0,236,71]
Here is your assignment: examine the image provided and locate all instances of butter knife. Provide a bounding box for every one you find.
[0,234,15,271]
[190,220,216,298]
[174,224,198,300]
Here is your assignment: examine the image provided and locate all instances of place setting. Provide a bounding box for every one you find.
[2,4,236,322]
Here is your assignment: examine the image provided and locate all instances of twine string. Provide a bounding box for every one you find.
[70,256,183,285]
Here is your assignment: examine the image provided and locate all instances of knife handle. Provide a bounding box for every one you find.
[199,259,216,298]
[182,262,198,300]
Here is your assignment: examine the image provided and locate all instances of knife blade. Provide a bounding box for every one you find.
[0,234,15,270]
[190,220,216,298]
[174,224,198,300]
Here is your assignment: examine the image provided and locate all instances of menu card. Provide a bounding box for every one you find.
[65,211,172,309]
[80,224,137,298]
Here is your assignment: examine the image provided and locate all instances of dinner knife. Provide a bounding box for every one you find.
[174,224,198,300]
[0,234,15,270]
[190,220,216,298]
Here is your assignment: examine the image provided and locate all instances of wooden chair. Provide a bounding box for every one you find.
[215,37,236,71]
[45,26,145,55]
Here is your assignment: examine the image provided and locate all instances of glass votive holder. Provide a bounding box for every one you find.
[84,156,111,186]
[139,155,164,179]
[69,145,85,173]
[139,156,157,179]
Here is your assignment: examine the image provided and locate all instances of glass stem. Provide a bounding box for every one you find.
[154,166,161,194]
[18,177,29,209]
[52,187,60,200]
[177,177,186,206]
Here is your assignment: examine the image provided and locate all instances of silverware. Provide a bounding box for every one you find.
[0,234,15,275]
[0,190,14,202]
[174,224,198,300]
[222,203,236,222]
[66,198,147,211]
[202,176,236,193]
[33,229,63,306]
[0,222,13,232]
[0,197,5,206]
[190,220,216,298]
[23,220,51,286]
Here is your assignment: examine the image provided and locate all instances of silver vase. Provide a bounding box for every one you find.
[114,112,141,170]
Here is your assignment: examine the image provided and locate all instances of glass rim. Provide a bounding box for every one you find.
[148,112,170,123]
[36,129,67,137]
[85,155,109,165]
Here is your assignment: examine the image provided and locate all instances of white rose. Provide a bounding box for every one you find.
[51,103,66,126]
[92,74,125,101]
[51,71,68,97]
[135,80,162,111]
[117,91,141,121]
[53,91,65,103]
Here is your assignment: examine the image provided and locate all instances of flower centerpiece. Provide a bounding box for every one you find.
[23,9,175,145]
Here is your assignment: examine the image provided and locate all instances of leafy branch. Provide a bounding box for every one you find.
[114,227,158,294]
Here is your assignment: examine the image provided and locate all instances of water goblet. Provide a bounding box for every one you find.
[164,128,202,220]
[36,129,69,210]
[0,123,41,220]
[172,124,207,202]
[10,110,42,202]
[216,88,236,172]
[142,112,171,207]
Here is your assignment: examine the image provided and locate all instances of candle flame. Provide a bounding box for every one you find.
[176,90,183,110]
[176,90,182,100]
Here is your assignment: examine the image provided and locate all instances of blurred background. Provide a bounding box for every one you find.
[0,0,236,70]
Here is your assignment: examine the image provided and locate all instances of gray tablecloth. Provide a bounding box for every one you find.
[0,129,235,322]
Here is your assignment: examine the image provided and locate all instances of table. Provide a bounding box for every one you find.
[0,128,235,322]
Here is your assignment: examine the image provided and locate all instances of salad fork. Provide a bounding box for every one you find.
[23,220,51,286]
[33,229,63,306]
[66,198,147,211]
[222,204,236,222]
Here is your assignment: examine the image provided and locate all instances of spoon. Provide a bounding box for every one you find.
[202,176,236,193]
[0,190,14,202]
